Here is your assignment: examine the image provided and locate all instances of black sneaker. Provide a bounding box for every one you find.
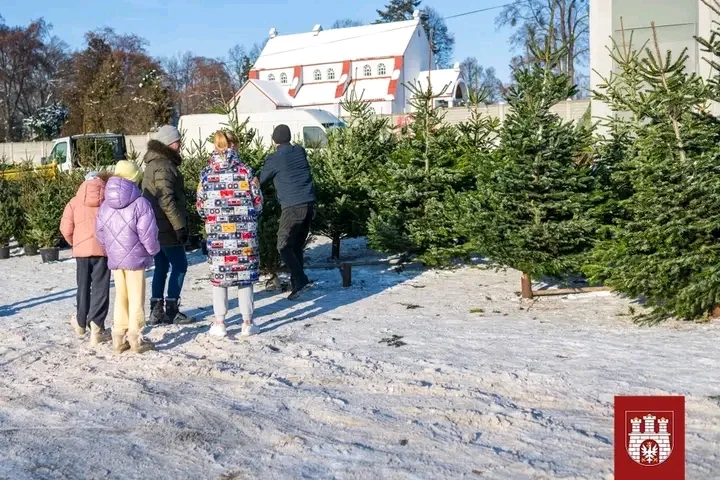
[287,280,314,300]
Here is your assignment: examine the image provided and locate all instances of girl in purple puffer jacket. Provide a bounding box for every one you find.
[96,161,160,354]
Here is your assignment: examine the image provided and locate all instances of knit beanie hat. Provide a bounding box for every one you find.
[154,125,181,146]
[272,124,292,145]
[113,160,142,184]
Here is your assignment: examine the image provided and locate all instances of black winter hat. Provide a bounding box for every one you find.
[272,124,292,145]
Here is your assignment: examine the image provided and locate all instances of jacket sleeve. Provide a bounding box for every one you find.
[258,155,277,186]
[153,167,186,231]
[136,198,161,256]
[196,168,207,220]
[95,206,106,249]
[248,168,264,216]
[59,202,75,246]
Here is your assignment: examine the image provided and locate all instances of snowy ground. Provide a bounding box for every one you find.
[1,237,719,479]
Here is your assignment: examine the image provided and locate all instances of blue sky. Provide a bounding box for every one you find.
[2,0,516,81]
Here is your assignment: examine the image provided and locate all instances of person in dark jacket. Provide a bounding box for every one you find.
[259,124,316,300]
[141,125,194,325]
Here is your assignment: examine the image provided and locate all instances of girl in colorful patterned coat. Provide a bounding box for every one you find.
[197,131,264,338]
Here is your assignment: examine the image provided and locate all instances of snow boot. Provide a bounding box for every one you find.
[164,298,194,325]
[148,298,165,326]
[112,330,130,354]
[70,313,86,337]
[89,323,111,346]
[127,331,156,354]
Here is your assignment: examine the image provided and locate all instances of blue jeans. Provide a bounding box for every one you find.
[152,246,188,299]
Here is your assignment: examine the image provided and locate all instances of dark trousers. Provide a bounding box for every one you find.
[152,246,188,300]
[76,256,110,329]
[277,203,314,291]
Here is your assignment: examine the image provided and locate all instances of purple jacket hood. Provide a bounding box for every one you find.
[105,175,142,209]
[96,177,161,270]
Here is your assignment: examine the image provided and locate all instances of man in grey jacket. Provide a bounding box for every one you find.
[259,125,316,300]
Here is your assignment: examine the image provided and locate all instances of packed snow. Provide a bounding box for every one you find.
[0,237,719,479]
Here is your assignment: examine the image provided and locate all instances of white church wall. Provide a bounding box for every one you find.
[401,24,431,113]
[350,59,394,81]
[303,62,343,84]
[235,84,278,113]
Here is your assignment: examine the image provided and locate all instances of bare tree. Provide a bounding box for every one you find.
[460,57,505,103]
[331,19,364,29]
[496,0,589,90]
[0,18,53,141]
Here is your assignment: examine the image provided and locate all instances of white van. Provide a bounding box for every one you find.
[178,109,344,153]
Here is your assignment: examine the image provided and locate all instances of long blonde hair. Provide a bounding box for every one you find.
[214,130,229,152]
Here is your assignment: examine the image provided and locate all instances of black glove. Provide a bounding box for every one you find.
[175,227,189,245]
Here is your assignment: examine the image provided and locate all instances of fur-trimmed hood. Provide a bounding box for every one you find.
[144,139,182,166]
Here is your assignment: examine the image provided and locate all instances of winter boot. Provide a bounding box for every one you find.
[148,298,165,326]
[164,298,195,325]
[70,313,86,337]
[112,330,130,354]
[89,323,111,346]
[126,331,156,354]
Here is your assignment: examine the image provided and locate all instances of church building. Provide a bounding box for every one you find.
[231,11,467,117]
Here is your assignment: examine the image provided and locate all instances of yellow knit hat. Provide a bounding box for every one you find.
[113,160,142,184]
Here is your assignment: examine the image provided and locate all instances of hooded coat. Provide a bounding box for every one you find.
[96,176,161,270]
[60,178,107,258]
[197,148,263,288]
[141,140,188,247]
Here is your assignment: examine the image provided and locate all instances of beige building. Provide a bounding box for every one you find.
[590,0,720,128]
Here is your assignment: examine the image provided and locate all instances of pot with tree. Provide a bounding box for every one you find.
[25,175,68,263]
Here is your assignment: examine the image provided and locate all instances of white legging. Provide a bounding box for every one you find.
[212,285,254,322]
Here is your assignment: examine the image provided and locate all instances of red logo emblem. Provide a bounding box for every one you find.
[615,396,684,479]
[220,190,234,198]
[224,256,239,264]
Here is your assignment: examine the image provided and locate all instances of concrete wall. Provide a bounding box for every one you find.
[0,134,152,165]
[385,99,591,127]
[590,0,719,131]
[1,100,590,164]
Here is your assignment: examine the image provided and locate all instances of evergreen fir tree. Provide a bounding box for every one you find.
[309,92,394,260]
[367,81,472,263]
[454,25,595,279]
[376,0,421,22]
[0,179,22,248]
[585,22,720,323]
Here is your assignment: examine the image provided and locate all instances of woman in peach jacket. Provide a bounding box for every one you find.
[60,171,111,346]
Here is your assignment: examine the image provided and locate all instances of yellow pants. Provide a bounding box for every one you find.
[113,269,146,332]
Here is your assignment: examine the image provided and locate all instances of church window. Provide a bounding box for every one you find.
[378,63,387,76]
[327,68,336,80]
[363,64,372,77]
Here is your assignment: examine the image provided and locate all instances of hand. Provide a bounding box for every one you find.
[175,227,189,245]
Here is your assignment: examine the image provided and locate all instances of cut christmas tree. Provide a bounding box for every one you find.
[585,20,720,323]
[310,92,394,260]
[453,24,596,287]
